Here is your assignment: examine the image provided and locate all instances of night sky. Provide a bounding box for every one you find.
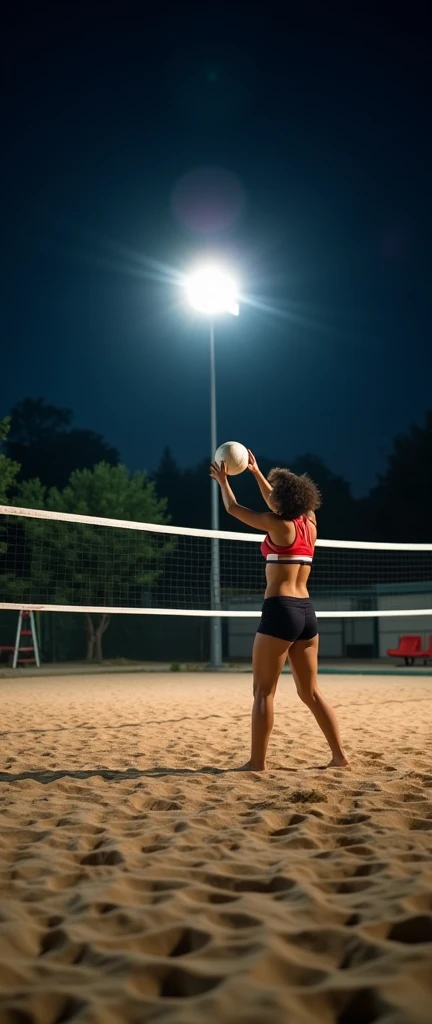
[2,10,431,497]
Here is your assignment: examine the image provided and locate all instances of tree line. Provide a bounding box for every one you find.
[2,395,432,542]
[1,396,431,659]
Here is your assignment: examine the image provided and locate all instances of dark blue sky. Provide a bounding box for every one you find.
[2,10,431,496]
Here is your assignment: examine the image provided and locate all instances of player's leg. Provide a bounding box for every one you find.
[288,634,349,766]
[240,632,291,770]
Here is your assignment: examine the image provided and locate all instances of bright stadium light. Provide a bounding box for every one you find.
[187,266,239,317]
[185,263,240,669]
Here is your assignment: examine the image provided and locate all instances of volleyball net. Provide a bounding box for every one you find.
[0,504,431,660]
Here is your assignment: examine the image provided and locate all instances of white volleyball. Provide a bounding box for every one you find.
[214,441,248,476]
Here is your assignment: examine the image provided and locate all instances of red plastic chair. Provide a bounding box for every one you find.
[386,635,423,666]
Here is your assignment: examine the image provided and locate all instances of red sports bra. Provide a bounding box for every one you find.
[261,515,315,564]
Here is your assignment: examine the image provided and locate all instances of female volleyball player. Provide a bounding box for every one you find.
[210,451,348,770]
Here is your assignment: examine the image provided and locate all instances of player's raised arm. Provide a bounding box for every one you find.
[209,461,274,531]
[247,450,274,509]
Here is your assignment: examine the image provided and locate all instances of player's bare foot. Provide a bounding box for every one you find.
[235,760,266,772]
[327,750,350,768]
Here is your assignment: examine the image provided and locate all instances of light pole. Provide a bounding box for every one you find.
[187,266,239,668]
[208,319,222,666]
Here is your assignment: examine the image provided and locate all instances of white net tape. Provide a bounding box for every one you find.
[1,505,432,619]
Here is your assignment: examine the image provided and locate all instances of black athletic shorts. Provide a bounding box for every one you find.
[257,596,318,643]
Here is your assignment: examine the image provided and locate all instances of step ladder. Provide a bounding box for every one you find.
[13,610,41,669]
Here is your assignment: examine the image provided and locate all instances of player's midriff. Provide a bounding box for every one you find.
[261,515,316,600]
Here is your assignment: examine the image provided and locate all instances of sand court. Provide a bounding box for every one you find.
[1,671,432,1023]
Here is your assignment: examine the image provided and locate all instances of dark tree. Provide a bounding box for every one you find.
[0,418,20,503]
[152,449,212,529]
[6,398,119,490]
[363,411,432,542]
[152,447,183,523]
[7,397,72,445]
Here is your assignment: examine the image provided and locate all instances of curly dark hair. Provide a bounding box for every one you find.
[267,468,322,520]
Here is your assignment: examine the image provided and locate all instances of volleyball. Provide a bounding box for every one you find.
[214,441,248,476]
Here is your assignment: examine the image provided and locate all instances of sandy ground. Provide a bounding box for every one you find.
[0,672,432,1024]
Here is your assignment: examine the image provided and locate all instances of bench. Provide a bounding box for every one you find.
[387,635,426,666]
